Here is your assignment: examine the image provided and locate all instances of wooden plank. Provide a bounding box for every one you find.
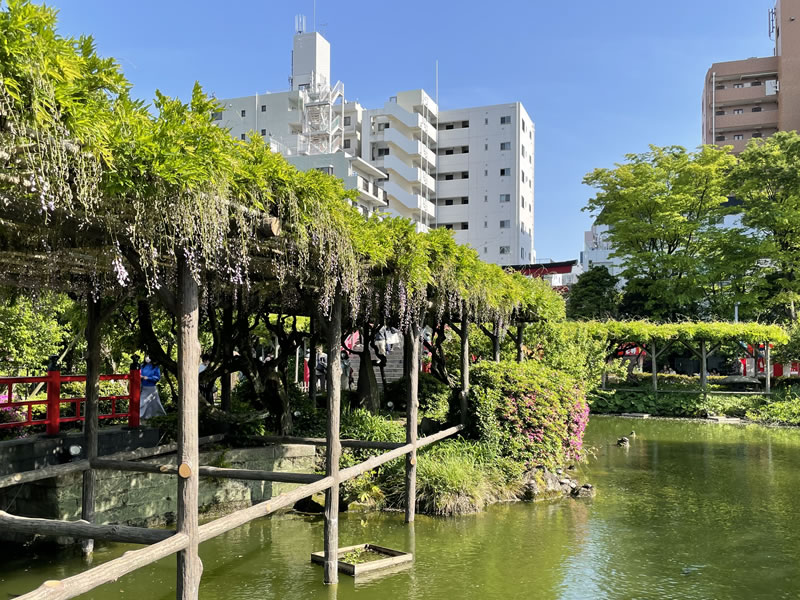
[176,254,201,600]
[323,292,342,585]
[15,533,190,600]
[0,510,174,544]
[460,309,469,425]
[405,323,420,524]
[90,459,323,484]
[81,295,101,556]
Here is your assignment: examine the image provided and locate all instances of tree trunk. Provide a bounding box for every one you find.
[405,322,420,523]
[516,323,525,363]
[323,292,343,585]
[80,295,101,556]
[309,313,318,405]
[459,311,469,425]
[176,254,202,599]
[220,300,233,413]
[356,324,380,413]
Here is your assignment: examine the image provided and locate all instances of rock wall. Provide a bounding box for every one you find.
[0,444,316,539]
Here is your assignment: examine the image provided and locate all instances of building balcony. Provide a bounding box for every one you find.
[376,155,435,194]
[436,179,470,198]
[343,174,388,208]
[714,84,776,106]
[715,110,778,131]
[437,154,470,172]
[383,180,435,218]
[372,127,436,165]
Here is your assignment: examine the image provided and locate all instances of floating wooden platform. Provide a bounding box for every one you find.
[620,413,651,419]
[311,543,413,576]
[707,416,743,424]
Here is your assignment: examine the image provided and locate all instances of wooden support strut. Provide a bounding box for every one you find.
[176,254,201,600]
[80,295,101,556]
[765,340,772,395]
[248,435,403,450]
[651,339,658,394]
[323,291,342,585]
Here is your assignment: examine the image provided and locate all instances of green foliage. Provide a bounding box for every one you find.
[566,266,620,320]
[584,145,737,319]
[0,291,68,372]
[469,361,589,469]
[746,389,800,425]
[522,321,610,387]
[383,373,452,423]
[589,388,769,419]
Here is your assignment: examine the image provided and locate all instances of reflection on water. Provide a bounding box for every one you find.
[2,416,800,599]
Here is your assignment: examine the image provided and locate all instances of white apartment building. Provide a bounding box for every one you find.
[436,104,535,265]
[580,222,624,277]
[214,22,535,260]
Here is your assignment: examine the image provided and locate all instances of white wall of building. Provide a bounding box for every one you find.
[580,222,624,278]
[436,103,535,266]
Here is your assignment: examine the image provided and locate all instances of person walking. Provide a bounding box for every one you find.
[198,353,214,404]
[316,349,328,393]
[140,356,166,420]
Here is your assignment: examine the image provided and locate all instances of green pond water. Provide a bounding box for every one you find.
[2,416,800,599]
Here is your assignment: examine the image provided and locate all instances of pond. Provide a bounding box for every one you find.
[2,416,800,599]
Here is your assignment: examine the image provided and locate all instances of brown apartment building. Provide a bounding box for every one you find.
[702,0,800,153]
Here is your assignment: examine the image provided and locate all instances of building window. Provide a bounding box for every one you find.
[521,172,527,183]
[500,116,511,124]
[500,168,511,176]
[715,110,725,116]
[522,120,526,132]
[521,248,526,260]
[260,129,267,136]
[751,80,762,86]
[715,135,726,142]
[715,84,725,90]
[484,118,488,125]
[484,144,488,151]
[343,139,351,149]
[500,142,511,151]
[484,169,488,176]
[240,133,246,140]
[500,220,510,228]
[752,132,763,138]
[211,111,222,121]
[499,246,510,255]
[445,124,454,130]
[752,106,762,112]
[521,145,526,157]
[734,83,744,89]
[461,222,469,230]
[500,194,511,203]
[733,109,744,115]
[377,147,390,157]
[261,105,266,112]
[462,146,469,153]
[484,247,488,254]
[344,116,351,126]
[461,171,469,179]
[484,221,488,228]
[734,134,744,140]
[484,195,488,202]
[445,149,454,155]
[521,197,525,208]
[461,197,469,204]
[240,109,246,117]
[445,198,454,205]
[462,120,469,128]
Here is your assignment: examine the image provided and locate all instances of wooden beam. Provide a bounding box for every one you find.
[323,292,342,585]
[650,339,658,394]
[81,294,101,556]
[90,459,323,484]
[0,510,174,545]
[247,435,403,450]
[176,254,201,599]
[15,533,190,600]
[765,341,772,394]
[405,322,420,524]
[0,435,225,490]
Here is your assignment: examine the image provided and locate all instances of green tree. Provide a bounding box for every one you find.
[584,145,736,320]
[566,266,619,320]
[730,131,800,322]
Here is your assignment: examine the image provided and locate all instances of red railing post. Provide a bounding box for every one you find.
[45,356,61,435]
[128,358,141,428]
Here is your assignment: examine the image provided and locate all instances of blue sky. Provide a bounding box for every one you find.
[47,0,776,261]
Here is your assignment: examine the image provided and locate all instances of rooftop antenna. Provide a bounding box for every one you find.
[295,14,306,34]
[435,60,439,107]
[313,0,316,32]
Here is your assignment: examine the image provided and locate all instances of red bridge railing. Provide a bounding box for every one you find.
[0,363,141,434]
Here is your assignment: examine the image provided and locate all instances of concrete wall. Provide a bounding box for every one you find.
[0,444,316,538]
[0,426,160,477]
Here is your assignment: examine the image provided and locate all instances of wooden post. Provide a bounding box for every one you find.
[516,323,525,363]
[323,292,342,585]
[651,339,658,395]
[45,357,60,436]
[81,295,101,556]
[492,319,501,363]
[765,341,772,394]
[176,254,202,599]
[405,321,420,524]
[700,340,708,401]
[128,360,141,428]
[459,309,469,425]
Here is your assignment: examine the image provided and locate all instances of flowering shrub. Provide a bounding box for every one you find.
[470,361,589,469]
